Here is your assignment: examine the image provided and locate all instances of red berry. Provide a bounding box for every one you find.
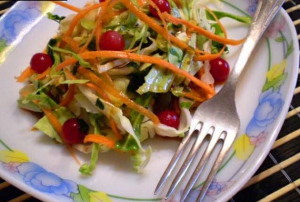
[209,58,230,83]
[99,31,125,51]
[30,53,53,74]
[150,0,171,18]
[157,110,180,129]
[62,118,88,144]
[99,0,105,2]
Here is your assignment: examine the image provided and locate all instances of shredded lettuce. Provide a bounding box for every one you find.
[34,107,74,143]
[48,46,91,68]
[79,143,100,175]
[116,93,154,172]
[80,19,95,31]
[137,65,174,94]
[60,79,90,84]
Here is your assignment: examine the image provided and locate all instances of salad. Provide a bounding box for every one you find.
[16,0,250,175]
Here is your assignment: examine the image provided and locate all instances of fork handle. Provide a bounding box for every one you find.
[224,0,285,91]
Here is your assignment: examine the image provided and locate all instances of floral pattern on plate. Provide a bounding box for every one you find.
[0,0,296,201]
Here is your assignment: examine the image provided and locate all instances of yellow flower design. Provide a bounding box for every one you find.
[0,150,29,163]
[89,191,113,202]
[266,59,287,82]
[40,2,56,15]
[233,134,255,160]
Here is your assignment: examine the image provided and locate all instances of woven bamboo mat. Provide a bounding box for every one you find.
[0,0,299,202]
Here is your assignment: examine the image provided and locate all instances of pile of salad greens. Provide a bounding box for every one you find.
[17,0,251,174]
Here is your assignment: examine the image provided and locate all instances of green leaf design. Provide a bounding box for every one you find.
[0,39,7,54]
[71,185,90,202]
[286,40,294,58]
[205,10,252,24]
[275,37,285,42]
[263,73,288,92]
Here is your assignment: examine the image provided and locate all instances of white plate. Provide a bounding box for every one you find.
[0,1,298,202]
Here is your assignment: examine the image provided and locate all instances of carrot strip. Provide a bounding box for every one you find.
[162,13,244,45]
[42,107,81,165]
[84,134,116,149]
[60,85,75,106]
[102,72,114,85]
[96,0,121,50]
[172,0,182,7]
[33,68,50,80]
[56,51,215,95]
[86,82,110,101]
[183,92,205,103]
[120,0,195,52]
[42,108,63,136]
[66,3,103,37]
[173,98,180,115]
[85,83,122,140]
[51,1,81,12]
[147,0,170,44]
[78,66,160,125]
[16,66,35,82]
[59,69,76,106]
[109,118,122,140]
[61,34,81,53]
[195,5,228,61]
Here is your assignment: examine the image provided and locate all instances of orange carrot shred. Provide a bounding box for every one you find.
[77,66,160,125]
[86,82,110,101]
[161,12,244,46]
[16,66,35,82]
[60,85,75,106]
[59,69,76,106]
[109,118,122,140]
[56,51,215,95]
[33,68,50,81]
[183,92,205,103]
[119,0,196,52]
[84,134,116,149]
[42,107,81,165]
[50,1,81,12]
[61,34,81,53]
[42,108,63,137]
[66,3,103,37]
[173,98,180,115]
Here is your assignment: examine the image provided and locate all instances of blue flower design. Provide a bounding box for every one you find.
[17,162,78,196]
[0,2,40,44]
[247,0,258,16]
[246,88,283,138]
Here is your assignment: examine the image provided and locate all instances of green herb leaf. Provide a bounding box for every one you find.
[96,98,104,110]
[47,12,65,23]
[180,102,192,109]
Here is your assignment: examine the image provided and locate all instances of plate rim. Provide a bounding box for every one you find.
[216,8,300,202]
[0,3,298,202]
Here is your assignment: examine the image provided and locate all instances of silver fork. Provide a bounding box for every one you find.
[154,1,285,201]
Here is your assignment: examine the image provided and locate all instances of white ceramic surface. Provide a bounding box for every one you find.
[0,1,298,202]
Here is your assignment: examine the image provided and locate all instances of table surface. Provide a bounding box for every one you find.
[0,1,299,202]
